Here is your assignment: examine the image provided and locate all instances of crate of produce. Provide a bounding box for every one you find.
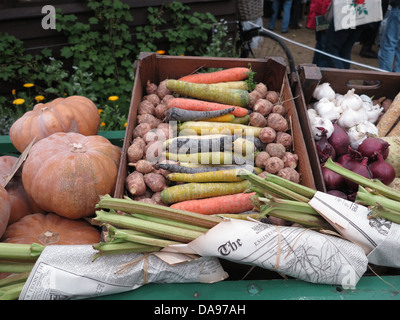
[115,52,316,203]
[294,64,400,194]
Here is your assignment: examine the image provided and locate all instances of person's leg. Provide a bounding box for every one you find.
[338,26,365,69]
[378,8,400,72]
[281,0,293,32]
[319,23,347,68]
[313,30,328,66]
[268,0,280,30]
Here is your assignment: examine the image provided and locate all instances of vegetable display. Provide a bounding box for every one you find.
[309,82,398,197]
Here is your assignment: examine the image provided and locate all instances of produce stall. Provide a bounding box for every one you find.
[0,53,400,301]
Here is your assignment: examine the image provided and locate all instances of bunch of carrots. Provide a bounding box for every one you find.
[124,65,300,221]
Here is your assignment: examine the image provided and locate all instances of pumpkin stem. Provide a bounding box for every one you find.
[38,230,60,245]
[69,142,86,153]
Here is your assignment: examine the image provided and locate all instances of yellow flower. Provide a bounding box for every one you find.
[157,50,166,55]
[12,89,16,95]
[108,96,119,101]
[101,122,106,127]
[13,98,25,105]
[98,109,103,114]
[35,95,45,102]
[23,83,34,88]
[124,122,127,128]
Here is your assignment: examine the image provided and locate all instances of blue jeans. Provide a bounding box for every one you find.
[268,0,293,32]
[378,6,400,72]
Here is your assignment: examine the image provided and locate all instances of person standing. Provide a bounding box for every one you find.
[306,0,332,66]
[378,0,400,72]
[268,0,293,33]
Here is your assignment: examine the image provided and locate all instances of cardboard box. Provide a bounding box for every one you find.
[115,52,317,199]
[293,64,400,192]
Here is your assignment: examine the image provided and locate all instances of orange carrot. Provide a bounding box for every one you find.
[170,192,256,215]
[168,98,249,117]
[178,67,251,84]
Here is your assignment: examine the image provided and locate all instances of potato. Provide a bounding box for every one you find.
[127,137,145,162]
[125,171,146,196]
[254,99,273,116]
[255,151,270,169]
[272,104,286,116]
[255,82,268,99]
[259,127,276,144]
[132,159,155,174]
[155,103,168,120]
[138,100,155,115]
[157,80,171,99]
[265,157,284,174]
[143,172,168,192]
[144,93,161,106]
[266,91,279,104]
[249,112,267,127]
[133,123,152,138]
[275,132,292,149]
[266,143,286,158]
[282,152,299,169]
[267,113,289,132]
[146,80,158,95]
[249,90,262,109]
[137,114,162,129]
[152,192,168,206]
[278,167,300,183]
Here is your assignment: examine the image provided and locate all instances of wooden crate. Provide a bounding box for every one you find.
[293,64,400,192]
[114,52,316,199]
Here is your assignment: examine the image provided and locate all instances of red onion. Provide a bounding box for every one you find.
[328,122,350,156]
[357,137,390,160]
[344,157,372,192]
[316,127,336,163]
[369,153,396,185]
[327,190,348,199]
[336,147,363,170]
[321,163,345,191]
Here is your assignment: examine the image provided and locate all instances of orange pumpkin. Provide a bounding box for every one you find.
[2,213,101,245]
[0,185,11,238]
[0,155,44,224]
[22,132,121,219]
[9,95,100,153]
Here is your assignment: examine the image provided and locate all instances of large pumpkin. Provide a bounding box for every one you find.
[22,132,121,219]
[0,185,11,238]
[2,213,101,245]
[0,155,44,224]
[9,95,101,153]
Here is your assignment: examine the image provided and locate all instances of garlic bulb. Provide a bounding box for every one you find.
[364,102,384,124]
[338,104,368,128]
[314,98,340,121]
[312,83,336,101]
[340,88,363,110]
[347,121,379,149]
[311,117,334,140]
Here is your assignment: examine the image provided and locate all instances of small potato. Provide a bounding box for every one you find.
[157,122,173,140]
[249,112,267,127]
[265,156,284,174]
[127,138,145,162]
[157,80,171,99]
[267,113,289,132]
[125,171,146,196]
[255,82,268,99]
[255,151,270,169]
[132,159,154,174]
[266,91,279,104]
[275,132,292,149]
[162,94,174,105]
[254,99,273,116]
[266,143,286,158]
[146,80,158,95]
[152,192,168,206]
[133,123,152,139]
[249,90,262,109]
[144,172,168,193]
[259,127,277,144]
[278,167,300,183]
[272,104,286,116]
[155,103,168,120]
[144,140,164,163]
[137,114,162,129]
[282,152,299,169]
[138,100,155,115]
[144,93,161,106]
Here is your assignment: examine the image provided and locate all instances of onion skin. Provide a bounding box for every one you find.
[321,163,345,191]
[344,157,372,192]
[357,137,390,160]
[327,190,348,199]
[369,153,396,185]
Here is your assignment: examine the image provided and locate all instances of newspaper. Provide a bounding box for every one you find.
[164,218,368,287]
[309,191,400,268]
[18,245,227,300]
